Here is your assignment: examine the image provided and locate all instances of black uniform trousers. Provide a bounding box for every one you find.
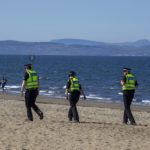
[68,90,80,121]
[25,89,42,121]
[123,90,136,124]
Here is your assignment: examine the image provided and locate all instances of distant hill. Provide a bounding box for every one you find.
[0,39,150,56]
[51,39,110,46]
[51,38,150,47]
[114,39,150,47]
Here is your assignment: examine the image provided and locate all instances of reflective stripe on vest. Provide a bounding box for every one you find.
[25,70,38,89]
[69,78,80,92]
[123,74,135,90]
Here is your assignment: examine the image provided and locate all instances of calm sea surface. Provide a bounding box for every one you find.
[0,55,150,106]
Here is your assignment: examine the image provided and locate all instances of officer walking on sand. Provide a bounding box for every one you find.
[66,71,86,123]
[21,64,43,121]
[121,68,138,125]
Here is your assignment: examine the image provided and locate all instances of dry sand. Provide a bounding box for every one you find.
[0,94,150,150]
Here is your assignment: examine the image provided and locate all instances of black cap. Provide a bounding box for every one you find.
[123,68,131,72]
[24,64,32,69]
[69,71,76,76]
[24,64,32,67]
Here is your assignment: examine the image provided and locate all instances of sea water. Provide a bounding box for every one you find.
[0,55,150,106]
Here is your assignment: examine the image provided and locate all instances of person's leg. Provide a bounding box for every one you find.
[128,92,136,124]
[123,93,128,123]
[124,91,135,124]
[25,90,33,121]
[71,91,80,121]
[31,90,43,119]
[68,98,73,121]
[123,110,128,124]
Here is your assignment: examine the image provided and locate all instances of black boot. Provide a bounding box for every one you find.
[39,112,43,120]
[37,110,43,120]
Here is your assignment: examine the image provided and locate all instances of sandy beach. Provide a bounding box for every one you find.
[0,94,150,150]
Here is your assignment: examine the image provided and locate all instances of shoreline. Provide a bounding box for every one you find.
[0,93,150,113]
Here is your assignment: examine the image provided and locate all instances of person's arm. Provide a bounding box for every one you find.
[135,80,138,88]
[21,80,26,96]
[66,79,70,100]
[79,84,86,100]
[80,88,86,100]
[66,88,69,100]
[37,75,40,95]
[21,72,28,96]
[121,80,125,86]
[121,76,126,86]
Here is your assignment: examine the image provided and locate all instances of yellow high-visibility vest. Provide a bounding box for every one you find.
[69,77,80,92]
[123,74,135,90]
[25,70,38,89]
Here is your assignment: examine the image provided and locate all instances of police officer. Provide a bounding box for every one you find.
[66,71,86,123]
[21,64,43,121]
[121,68,138,125]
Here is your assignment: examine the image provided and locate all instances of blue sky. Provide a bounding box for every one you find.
[0,0,150,42]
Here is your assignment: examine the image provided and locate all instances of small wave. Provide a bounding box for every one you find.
[48,87,59,90]
[142,99,150,103]
[88,94,97,97]
[39,90,47,93]
[48,86,66,90]
[86,96,103,100]
[5,85,21,89]
[48,91,55,94]
[118,92,123,95]
[133,98,141,102]
[63,85,66,89]
[40,93,53,96]
[86,94,111,101]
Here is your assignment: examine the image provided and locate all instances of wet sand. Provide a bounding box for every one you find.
[0,93,150,150]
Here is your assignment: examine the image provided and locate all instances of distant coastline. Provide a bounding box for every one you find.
[0,39,150,56]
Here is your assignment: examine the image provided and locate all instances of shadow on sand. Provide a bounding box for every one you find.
[79,121,148,127]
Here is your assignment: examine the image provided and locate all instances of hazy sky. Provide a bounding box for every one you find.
[0,0,150,42]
